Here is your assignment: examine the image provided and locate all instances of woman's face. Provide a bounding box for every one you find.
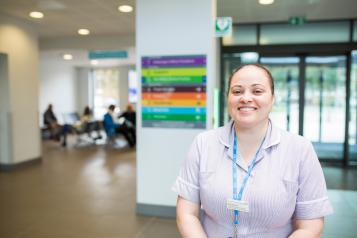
[228,65,274,129]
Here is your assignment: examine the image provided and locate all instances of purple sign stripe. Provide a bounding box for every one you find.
[142,56,206,67]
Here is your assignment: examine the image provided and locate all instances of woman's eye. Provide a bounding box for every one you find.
[232,90,241,94]
[254,90,263,94]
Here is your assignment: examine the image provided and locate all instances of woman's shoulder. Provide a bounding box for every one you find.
[276,126,313,150]
[195,122,231,142]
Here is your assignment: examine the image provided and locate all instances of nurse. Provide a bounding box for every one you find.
[173,64,333,238]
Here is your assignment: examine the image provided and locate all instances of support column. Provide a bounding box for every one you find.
[136,0,218,217]
[0,14,41,168]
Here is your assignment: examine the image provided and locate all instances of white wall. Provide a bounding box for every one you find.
[0,14,41,164]
[39,61,135,124]
[39,59,77,125]
[118,65,135,111]
[76,67,90,113]
[0,53,12,164]
[136,0,217,207]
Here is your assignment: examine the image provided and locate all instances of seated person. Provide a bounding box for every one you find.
[118,104,136,145]
[103,105,135,147]
[118,104,136,128]
[74,106,101,139]
[43,104,70,147]
[43,104,61,141]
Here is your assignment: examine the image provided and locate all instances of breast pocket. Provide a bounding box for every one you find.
[282,179,299,199]
[248,177,298,228]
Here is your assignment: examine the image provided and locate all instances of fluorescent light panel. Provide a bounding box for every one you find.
[259,0,274,5]
[29,11,44,19]
[118,5,133,13]
[63,54,73,60]
[78,28,90,35]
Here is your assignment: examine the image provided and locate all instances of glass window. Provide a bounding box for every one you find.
[222,25,257,46]
[92,69,120,119]
[128,70,138,103]
[260,21,350,45]
[349,51,357,161]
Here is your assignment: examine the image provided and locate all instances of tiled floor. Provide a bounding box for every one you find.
[324,190,357,238]
[0,140,356,238]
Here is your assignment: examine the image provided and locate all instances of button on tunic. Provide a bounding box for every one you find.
[172,120,333,238]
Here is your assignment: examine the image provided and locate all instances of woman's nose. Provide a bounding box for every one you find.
[239,92,253,103]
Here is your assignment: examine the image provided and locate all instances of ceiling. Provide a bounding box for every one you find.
[0,0,135,38]
[1,0,356,67]
[0,0,357,39]
[218,0,357,24]
[0,0,357,38]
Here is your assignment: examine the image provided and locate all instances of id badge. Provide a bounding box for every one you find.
[226,198,249,212]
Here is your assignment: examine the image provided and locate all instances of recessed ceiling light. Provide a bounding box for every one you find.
[63,54,73,60]
[29,11,44,19]
[90,60,98,65]
[259,0,274,5]
[78,29,90,35]
[118,5,133,13]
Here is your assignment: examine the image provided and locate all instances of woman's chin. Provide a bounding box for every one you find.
[234,119,256,129]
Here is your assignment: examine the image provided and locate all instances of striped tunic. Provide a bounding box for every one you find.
[172,120,333,237]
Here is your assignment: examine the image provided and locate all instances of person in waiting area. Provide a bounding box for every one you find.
[43,104,70,147]
[118,104,136,128]
[103,105,135,147]
[74,106,102,139]
[173,64,333,238]
[118,104,136,145]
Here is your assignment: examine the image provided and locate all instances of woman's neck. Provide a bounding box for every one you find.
[234,120,269,163]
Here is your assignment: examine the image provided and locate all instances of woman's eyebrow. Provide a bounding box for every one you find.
[251,83,264,87]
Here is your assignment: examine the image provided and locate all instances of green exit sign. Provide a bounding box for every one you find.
[289,16,306,25]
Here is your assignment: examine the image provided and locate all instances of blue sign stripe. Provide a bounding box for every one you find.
[89,50,128,59]
[142,107,206,115]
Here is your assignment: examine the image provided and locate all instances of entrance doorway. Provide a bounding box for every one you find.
[221,53,352,164]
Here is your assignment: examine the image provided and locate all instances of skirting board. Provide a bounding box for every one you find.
[136,203,176,218]
[0,157,41,171]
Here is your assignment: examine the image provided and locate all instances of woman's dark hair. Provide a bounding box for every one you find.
[227,63,274,95]
[83,106,91,116]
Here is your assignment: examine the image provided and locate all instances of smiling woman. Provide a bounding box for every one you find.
[228,64,275,130]
[173,64,333,238]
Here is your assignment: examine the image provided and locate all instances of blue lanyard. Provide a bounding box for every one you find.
[232,129,266,225]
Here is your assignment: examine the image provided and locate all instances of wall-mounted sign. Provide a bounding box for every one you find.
[88,50,128,59]
[288,16,306,25]
[215,17,232,37]
[141,55,207,129]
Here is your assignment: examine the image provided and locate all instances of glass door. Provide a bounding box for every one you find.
[304,56,347,160]
[260,57,300,135]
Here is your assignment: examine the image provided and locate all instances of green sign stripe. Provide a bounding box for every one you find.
[142,68,206,77]
[142,114,206,121]
[143,76,203,84]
